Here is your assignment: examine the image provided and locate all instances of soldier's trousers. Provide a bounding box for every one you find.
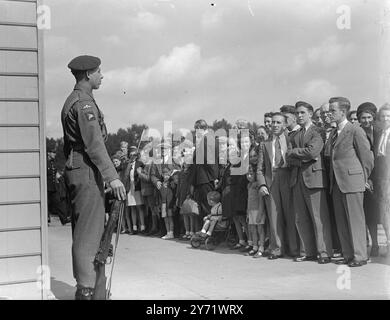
[65,152,105,290]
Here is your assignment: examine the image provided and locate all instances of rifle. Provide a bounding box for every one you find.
[94,198,125,300]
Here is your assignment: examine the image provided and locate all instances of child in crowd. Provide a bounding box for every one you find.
[177,148,197,240]
[246,164,266,258]
[160,167,176,239]
[124,146,146,234]
[199,191,223,237]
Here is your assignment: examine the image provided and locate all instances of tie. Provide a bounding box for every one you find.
[274,136,284,168]
[331,129,338,148]
[299,127,306,147]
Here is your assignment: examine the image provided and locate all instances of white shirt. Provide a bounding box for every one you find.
[378,127,390,156]
[291,125,301,132]
[272,134,287,168]
[337,118,349,135]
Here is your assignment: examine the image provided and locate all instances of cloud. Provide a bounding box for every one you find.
[201,8,227,29]
[128,11,166,31]
[104,43,235,91]
[102,35,122,46]
[289,36,356,74]
[306,36,355,67]
[302,79,338,104]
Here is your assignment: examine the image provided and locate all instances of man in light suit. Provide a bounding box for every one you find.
[373,103,390,255]
[327,97,374,267]
[287,101,333,264]
[257,112,300,259]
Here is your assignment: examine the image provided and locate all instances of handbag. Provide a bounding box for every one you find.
[180,198,199,215]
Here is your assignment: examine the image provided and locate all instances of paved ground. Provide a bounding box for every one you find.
[48,216,390,300]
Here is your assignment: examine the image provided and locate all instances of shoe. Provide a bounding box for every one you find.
[348,260,367,267]
[267,254,281,260]
[318,257,331,264]
[128,230,135,235]
[253,251,263,259]
[240,245,252,253]
[120,230,126,234]
[162,233,174,240]
[75,287,94,300]
[180,234,189,240]
[247,249,257,256]
[334,258,351,265]
[230,243,245,250]
[370,245,379,257]
[199,232,208,238]
[145,229,156,236]
[294,256,317,262]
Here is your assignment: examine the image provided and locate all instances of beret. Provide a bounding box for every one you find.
[68,55,101,71]
[357,102,377,118]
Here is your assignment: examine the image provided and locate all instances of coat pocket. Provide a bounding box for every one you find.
[348,168,363,175]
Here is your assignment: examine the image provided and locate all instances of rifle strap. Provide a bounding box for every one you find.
[106,200,125,300]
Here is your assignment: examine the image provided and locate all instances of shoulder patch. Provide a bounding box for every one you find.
[82,104,92,110]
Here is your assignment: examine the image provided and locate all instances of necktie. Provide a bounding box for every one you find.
[331,129,338,148]
[274,136,284,168]
[299,127,306,147]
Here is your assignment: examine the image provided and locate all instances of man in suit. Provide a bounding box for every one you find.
[188,120,219,231]
[257,112,299,259]
[327,97,374,267]
[287,101,333,264]
[374,103,390,255]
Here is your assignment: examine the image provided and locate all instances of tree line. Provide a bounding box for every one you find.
[47,119,262,171]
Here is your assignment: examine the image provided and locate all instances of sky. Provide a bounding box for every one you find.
[42,0,388,138]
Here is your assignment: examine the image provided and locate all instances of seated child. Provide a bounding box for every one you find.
[199,191,223,237]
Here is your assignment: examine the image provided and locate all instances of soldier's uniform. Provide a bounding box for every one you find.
[61,55,119,300]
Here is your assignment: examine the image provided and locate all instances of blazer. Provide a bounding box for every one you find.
[373,126,390,184]
[188,132,219,186]
[256,133,290,188]
[327,122,374,194]
[122,160,143,192]
[287,124,327,189]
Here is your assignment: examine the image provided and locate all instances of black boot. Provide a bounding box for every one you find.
[75,287,94,300]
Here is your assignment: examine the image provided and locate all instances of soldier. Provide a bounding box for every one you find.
[61,55,126,300]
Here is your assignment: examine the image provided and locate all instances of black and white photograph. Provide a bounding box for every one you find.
[0,0,390,304]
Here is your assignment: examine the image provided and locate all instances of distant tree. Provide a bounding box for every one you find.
[211,118,232,132]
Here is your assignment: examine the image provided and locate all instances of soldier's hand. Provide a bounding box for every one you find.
[109,179,126,201]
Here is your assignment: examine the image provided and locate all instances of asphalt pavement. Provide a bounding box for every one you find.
[48,216,390,300]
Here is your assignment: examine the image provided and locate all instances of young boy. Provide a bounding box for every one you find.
[199,191,222,237]
[160,167,175,239]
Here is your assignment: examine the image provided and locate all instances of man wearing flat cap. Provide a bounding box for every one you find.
[61,55,126,300]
